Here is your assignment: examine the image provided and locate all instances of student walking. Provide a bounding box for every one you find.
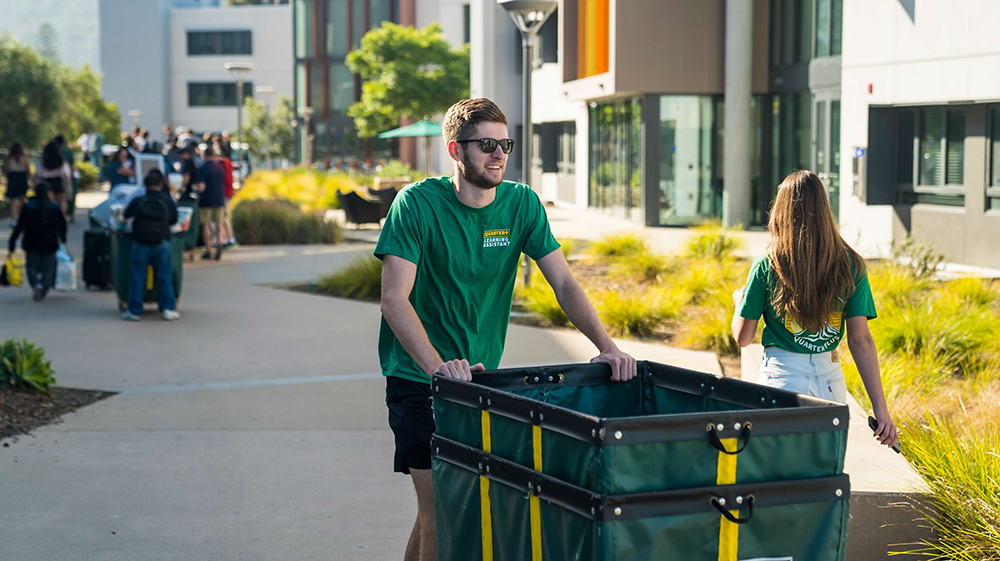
[121,169,179,321]
[195,145,226,260]
[3,142,32,227]
[36,141,71,216]
[7,184,67,301]
[732,169,898,449]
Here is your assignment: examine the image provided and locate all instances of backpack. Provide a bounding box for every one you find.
[132,194,170,245]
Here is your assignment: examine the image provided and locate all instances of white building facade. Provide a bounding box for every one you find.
[99,0,292,137]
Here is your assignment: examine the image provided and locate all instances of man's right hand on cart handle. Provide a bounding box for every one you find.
[433,359,484,382]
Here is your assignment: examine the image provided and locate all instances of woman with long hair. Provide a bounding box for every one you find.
[6,183,67,301]
[3,142,32,226]
[108,147,135,187]
[36,140,70,215]
[732,170,898,449]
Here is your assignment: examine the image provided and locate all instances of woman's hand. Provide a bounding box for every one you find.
[871,405,899,449]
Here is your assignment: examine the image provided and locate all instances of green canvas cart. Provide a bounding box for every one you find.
[431,361,852,561]
[433,436,850,561]
[111,232,185,311]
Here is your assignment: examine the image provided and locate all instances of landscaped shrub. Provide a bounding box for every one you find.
[595,287,681,337]
[588,233,649,259]
[315,256,382,301]
[232,199,343,245]
[684,221,743,262]
[76,161,99,190]
[0,339,56,394]
[676,288,741,357]
[378,159,425,182]
[515,268,569,327]
[891,236,946,279]
[233,168,363,212]
[610,250,673,283]
[867,261,933,307]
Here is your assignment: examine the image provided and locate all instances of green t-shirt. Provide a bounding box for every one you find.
[737,255,877,354]
[374,177,561,384]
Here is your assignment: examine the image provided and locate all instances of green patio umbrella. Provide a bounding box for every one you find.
[377,120,442,175]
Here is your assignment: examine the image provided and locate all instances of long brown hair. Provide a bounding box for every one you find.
[767,170,865,332]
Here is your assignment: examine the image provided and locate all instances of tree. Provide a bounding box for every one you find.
[238,94,295,162]
[35,22,59,63]
[48,64,121,146]
[346,22,470,138]
[0,34,62,150]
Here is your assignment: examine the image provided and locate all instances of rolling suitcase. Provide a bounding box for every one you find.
[83,229,112,290]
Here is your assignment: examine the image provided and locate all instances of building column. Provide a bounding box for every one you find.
[398,0,418,168]
[723,0,753,228]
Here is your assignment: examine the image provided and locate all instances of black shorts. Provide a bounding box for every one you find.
[386,375,434,474]
[44,177,65,195]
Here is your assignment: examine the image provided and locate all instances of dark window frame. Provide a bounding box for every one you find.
[187,30,253,56]
[987,105,1000,211]
[894,106,966,207]
[188,82,255,107]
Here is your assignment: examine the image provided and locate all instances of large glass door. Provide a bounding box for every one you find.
[813,92,841,221]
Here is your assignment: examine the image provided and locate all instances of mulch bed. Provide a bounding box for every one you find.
[0,386,115,444]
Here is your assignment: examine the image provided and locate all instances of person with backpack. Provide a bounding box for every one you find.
[122,169,179,321]
[6,183,67,301]
[732,169,898,449]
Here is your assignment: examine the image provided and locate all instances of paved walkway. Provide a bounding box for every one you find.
[0,195,719,560]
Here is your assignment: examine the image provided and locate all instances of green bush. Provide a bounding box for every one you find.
[684,221,743,262]
[610,251,673,283]
[76,161,99,190]
[232,199,343,245]
[0,339,56,394]
[315,256,383,300]
[378,159,425,182]
[588,233,649,259]
[595,287,682,337]
[515,268,569,327]
[676,289,741,357]
[891,236,946,279]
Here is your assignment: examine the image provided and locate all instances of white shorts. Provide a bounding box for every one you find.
[758,347,848,403]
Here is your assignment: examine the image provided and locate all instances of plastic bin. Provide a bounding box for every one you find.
[111,232,185,310]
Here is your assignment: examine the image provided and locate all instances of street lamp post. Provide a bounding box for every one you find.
[255,86,276,170]
[498,0,557,287]
[300,106,314,167]
[225,62,252,183]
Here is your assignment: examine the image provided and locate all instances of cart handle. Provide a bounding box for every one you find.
[711,495,754,524]
[706,423,752,455]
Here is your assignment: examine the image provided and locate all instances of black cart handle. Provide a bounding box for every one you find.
[707,423,752,455]
[711,495,754,524]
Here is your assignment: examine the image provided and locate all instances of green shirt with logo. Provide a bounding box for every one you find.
[374,176,561,384]
[737,255,877,354]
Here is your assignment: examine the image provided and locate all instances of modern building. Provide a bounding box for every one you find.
[840,0,1000,268]
[99,0,292,137]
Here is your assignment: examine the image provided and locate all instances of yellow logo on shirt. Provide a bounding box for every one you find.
[784,311,843,352]
[483,229,511,248]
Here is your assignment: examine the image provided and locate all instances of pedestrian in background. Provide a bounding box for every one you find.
[122,169,179,321]
[54,135,76,221]
[7,183,67,301]
[211,140,236,247]
[108,147,135,187]
[36,141,70,216]
[731,169,898,449]
[195,145,226,261]
[3,142,32,227]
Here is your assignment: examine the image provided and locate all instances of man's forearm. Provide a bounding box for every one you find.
[381,296,444,378]
[553,278,617,352]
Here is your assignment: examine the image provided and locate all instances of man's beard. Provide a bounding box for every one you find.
[459,153,502,190]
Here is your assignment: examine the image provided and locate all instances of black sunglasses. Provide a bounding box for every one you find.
[456,138,516,155]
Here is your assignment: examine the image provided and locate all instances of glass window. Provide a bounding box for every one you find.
[463,4,471,44]
[589,98,643,221]
[946,110,965,185]
[296,62,306,110]
[991,108,1000,186]
[328,63,354,116]
[658,96,716,224]
[798,0,813,62]
[188,32,217,55]
[537,9,558,63]
[295,0,313,58]
[327,0,347,57]
[897,191,965,206]
[815,0,830,58]
[989,196,1000,211]
[309,61,323,111]
[769,0,782,68]
[831,0,843,55]
[220,31,252,55]
[919,109,944,186]
[897,111,914,183]
[351,0,364,49]
[781,0,795,65]
[188,82,252,107]
[815,101,826,168]
[188,31,252,56]
[370,0,393,29]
